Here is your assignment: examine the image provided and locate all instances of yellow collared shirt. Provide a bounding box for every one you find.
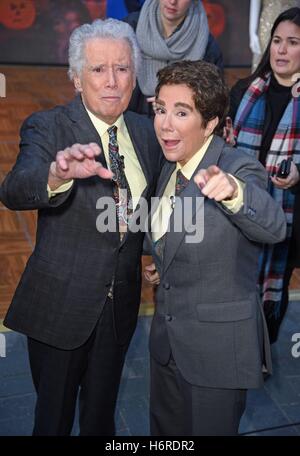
[152,135,244,242]
[48,107,147,208]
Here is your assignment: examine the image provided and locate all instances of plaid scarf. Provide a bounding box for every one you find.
[233,74,300,318]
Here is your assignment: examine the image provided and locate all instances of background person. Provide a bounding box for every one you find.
[228,7,300,343]
[123,0,223,116]
[249,0,299,71]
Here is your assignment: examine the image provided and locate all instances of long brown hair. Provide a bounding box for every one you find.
[248,7,300,84]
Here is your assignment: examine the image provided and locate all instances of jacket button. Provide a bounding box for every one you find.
[247,207,256,217]
[165,314,172,322]
[163,283,170,290]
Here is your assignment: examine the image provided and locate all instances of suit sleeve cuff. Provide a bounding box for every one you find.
[221,175,245,213]
[47,180,74,199]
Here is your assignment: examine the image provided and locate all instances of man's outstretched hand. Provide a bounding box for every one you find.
[48,143,113,190]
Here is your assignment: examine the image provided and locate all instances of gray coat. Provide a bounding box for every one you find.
[149,135,287,389]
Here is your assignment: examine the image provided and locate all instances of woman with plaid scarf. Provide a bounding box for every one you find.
[226,7,300,343]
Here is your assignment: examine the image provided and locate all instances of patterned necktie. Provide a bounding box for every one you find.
[154,169,190,262]
[107,125,133,240]
[175,169,190,196]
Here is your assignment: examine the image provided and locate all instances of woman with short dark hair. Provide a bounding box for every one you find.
[144,59,286,436]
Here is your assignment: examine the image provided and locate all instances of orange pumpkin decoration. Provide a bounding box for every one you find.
[203,0,226,38]
[0,0,36,30]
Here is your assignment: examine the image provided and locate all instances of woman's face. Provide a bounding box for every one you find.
[270,20,300,86]
[154,84,217,167]
[159,0,192,25]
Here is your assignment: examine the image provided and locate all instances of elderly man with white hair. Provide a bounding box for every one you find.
[0,18,162,436]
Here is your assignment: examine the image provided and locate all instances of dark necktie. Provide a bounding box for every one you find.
[107,125,133,240]
[154,169,190,263]
[175,169,190,196]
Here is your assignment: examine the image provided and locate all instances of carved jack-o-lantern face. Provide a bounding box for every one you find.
[0,0,36,30]
[202,1,225,38]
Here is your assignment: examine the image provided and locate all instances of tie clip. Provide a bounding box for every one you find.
[170,195,176,209]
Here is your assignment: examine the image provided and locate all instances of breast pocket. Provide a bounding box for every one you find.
[196,299,253,323]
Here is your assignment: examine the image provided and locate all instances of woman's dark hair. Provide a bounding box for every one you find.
[155,60,229,129]
[248,7,300,84]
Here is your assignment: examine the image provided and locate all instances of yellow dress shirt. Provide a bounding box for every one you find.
[152,135,244,242]
[48,108,147,208]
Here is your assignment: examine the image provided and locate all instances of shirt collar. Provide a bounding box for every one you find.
[177,135,214,179]
[84,105,125,138]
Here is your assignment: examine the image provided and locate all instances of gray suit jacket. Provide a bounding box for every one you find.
[149,135,286,389]
[0,96,162,349]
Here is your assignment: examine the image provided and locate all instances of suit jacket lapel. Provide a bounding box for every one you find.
[65,95,108,168]
[163,135,225,274]
[65,98,137,245]
[156,160,177,198]
[65,100,156,194]
[64,96,119,242]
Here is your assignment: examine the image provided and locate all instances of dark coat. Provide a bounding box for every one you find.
[0,96,162,349]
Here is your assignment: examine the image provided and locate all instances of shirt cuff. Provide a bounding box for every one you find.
[47,180,74,199]
[221,175,245,213]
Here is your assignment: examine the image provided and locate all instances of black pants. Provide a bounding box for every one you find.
[150,356,247,436]
[27,298,129,436]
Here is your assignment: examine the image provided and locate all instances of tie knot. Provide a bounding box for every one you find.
[107,125,117,140]
[175,169,189,196]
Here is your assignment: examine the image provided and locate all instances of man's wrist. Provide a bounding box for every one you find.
[48,162,72,191]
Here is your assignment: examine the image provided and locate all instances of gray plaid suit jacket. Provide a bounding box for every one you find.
[0,96,162,349]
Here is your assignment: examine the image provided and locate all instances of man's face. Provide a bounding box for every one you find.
[74,38,136,124]
[159,0,192,24]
